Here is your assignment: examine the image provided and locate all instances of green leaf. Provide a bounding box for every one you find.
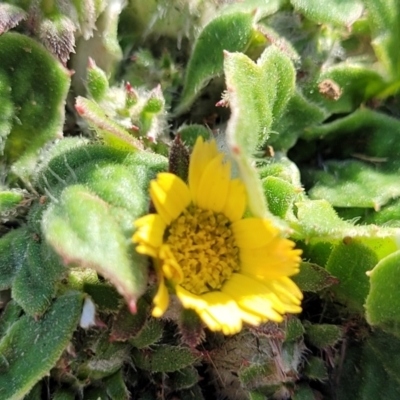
[284,317,305,342]
[0,190,23,214]
[262,176,297,218]
[326,240,378,313]
[75,96,142,151]
[12,242,66,317]
[0,300,22,338]
[178,125,211,147]
[0,32,70,180]
[129,318,164,349]
[225,46,295,219]
[305,64,385,115]
[0,291,82,400]
[302,109,400,162]
[304,322,343,348]
[269,91,327,151]
[366,251,400,337]
[52,388,76,400]
[76,332,130,380]
[0,228,29,290]
[364,0,400,88]
[111,298,150,341]
[290,0,363,26]
[337,333,400,399]
[104,370,130,400]
[42,185,146,312]
[295,199,400,248]
[176,12,255,113]
[132,345,198,373]
[87,58,109,102]
[167,366,199,391]
[309,160,400,209]
[295,200,353,239]
[303,356,328,381]
[292,262,339,293]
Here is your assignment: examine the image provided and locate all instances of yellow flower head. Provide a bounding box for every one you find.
[133,137,302,335]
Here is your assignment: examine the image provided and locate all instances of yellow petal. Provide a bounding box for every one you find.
[150,173,191,225]
[223,178,246,222]
[135,244,158,258]
[232,218,279,249]
[197,154,231,213]
[239,242,301,278]
[271,276,303,302]
[159,244,184,284]
[152,276,169,317]
[189,137,219,205]
[198,291,243,334]
[175,285,208,310]
[222,273,285,321]
[132,214,166,248]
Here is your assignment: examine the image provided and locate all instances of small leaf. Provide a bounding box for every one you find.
[176,12,254,113]
[303,356,328,381]
[0,32,70,180]
[42,185,147,312]
[0,291,83,400]
[326,240,378,313]
[262,176,297,218]
[129,318,164,349]
[38,15,76,65]
[0,4,27,34]
[87,58,109,101]
[178,125,211,147]
[104,370,130,400]
[76,332,130,380]
[111,298,150,341]
[132,345,198,373]
[366,251,400,337]
[291,0,363,26]
[0,190,24,214]
[292,262,339,293]
[169,134,190,182]
[0,228,30,290]
[304,322,343,349]
[284,317,305,342]
[52,388,76,400]
[0,300,22,338]
[364,0,400,86]
[75,97,142,151]
[167,366,199,391]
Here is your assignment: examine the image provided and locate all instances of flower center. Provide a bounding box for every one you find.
[165,206,240,295]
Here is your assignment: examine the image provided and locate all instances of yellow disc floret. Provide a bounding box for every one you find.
[165,206,239,295]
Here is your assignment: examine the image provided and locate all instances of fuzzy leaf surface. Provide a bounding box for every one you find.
[177,12,254,113]
[366,251,400,337]
[225,46,295,219]
[291,0,363,26]
[309,160,400,209]
[326,241,378,313]
[42,185,146,311]
[0,291,82,400]
[292,262,338,293]
[0,32,70,179]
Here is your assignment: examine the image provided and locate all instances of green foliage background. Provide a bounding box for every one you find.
[1,0,400,399]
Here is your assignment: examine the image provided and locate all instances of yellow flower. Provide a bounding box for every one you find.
[133,137,302,335]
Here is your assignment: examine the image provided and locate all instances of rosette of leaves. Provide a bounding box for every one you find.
[3,0,400,398]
